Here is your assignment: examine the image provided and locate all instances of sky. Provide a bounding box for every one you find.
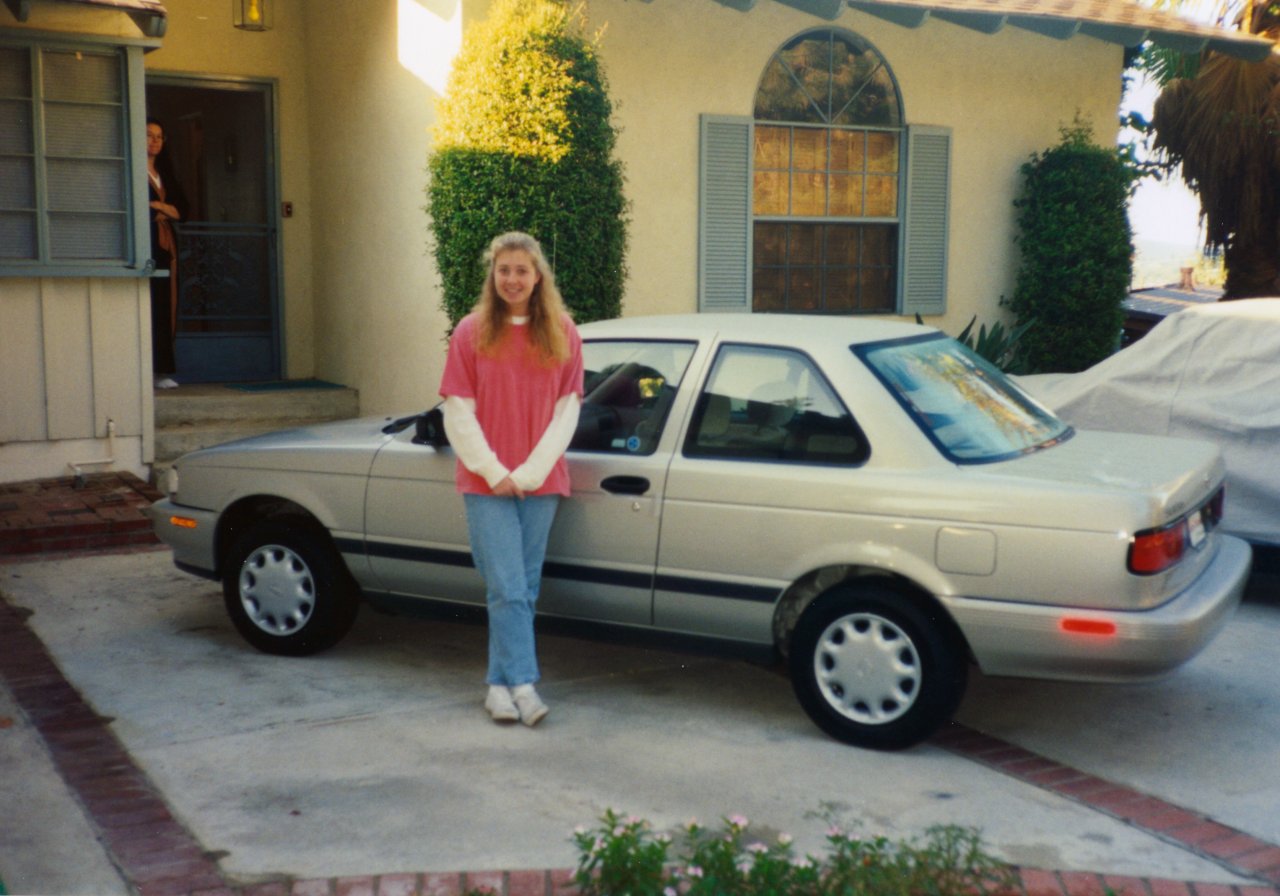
[1122,72,1208,287]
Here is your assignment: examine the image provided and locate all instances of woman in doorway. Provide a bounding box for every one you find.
[146,118,186,389]
[438,231,583,727]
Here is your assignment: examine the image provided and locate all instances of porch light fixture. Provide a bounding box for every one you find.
[233,0,271,31]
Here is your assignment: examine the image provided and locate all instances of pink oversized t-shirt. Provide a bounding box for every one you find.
[438,312,584,496]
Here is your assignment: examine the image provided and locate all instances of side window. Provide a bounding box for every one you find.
[684,344,867,464]
[571,340,696,455]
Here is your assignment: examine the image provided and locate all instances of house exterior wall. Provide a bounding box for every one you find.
[0,0,1126,484]
[0,277,152,480]
[585,0,1122,332]
[300,0,1122,420]
[301,0,469,418]
[0,5,156,482]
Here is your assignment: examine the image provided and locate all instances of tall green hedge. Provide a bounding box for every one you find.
[1008,122,1138,373]
[427,0,627,328]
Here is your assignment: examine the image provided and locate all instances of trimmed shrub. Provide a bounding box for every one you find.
[1008,121,1138,373]
[427,0,627,328]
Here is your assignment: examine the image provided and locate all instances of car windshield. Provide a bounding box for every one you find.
[856,334,1071,463]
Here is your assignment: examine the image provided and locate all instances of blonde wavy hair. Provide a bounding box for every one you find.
[473,231,572,365]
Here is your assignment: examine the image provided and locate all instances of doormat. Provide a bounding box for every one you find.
[228,379,347,392]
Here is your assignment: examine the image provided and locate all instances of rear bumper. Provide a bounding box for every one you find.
[145,497,220,576]
[945,534,1251,682]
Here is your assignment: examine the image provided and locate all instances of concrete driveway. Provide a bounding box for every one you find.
[1,549,1278,895]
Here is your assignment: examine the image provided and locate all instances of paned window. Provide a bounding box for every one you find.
[696,30,947,318]
[0,40,140,272]
[751,30,903,314]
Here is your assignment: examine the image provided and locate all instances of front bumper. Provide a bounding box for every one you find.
[945,534,1252,682]
[146,497,220,577]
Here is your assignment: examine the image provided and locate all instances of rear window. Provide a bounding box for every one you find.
[856,334,1071,463]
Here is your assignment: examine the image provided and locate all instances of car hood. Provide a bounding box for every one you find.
[985,429,1224,527]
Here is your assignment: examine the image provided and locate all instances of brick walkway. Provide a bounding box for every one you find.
[0,474,1277,896]
[0,472,162,559]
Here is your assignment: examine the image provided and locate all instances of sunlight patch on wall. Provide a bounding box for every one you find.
[397,0,462,94]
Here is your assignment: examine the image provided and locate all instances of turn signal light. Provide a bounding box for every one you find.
[169,515,198,529]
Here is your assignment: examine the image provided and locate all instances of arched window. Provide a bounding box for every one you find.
[751,30,903,313]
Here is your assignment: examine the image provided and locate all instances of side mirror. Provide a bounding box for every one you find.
[414,406,449,447]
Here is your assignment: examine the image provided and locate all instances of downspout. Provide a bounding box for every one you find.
[68,418,117,486]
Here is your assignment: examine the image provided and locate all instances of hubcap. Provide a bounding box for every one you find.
[813,612,921,725]
[238,544,315,636]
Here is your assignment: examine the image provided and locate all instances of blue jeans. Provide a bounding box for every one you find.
[463,493,560,687]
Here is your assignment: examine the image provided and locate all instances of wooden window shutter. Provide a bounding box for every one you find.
[899,125,951,317]
[698,114,753,313]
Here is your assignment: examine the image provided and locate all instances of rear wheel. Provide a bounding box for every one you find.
[789,582,966,750]
[222,520,359,656]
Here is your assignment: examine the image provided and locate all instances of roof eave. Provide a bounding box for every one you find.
[750,0,1274,63]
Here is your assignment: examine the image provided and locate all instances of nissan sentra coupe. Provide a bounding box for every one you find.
[148,314,1252,750]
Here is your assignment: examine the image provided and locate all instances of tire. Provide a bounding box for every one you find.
[789,582,967,750]
[222,520,359,656]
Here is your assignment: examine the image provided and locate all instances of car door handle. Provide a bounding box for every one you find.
[601,475,650,496]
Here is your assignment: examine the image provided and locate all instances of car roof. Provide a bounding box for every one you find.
[577,313,937,348]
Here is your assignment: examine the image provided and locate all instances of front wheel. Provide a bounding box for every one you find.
[789,582,967,750]
[222,520,359,656]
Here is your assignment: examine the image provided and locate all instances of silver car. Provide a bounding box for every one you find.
[149,314,1251,750]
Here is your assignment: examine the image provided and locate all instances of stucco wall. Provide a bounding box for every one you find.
[143,0,317,381]
[300,0,464,418]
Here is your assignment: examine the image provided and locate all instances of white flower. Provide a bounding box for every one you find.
[685,864,704,879]
[747,841,769,854]
[778,833,793,846]
[727,814,750,830]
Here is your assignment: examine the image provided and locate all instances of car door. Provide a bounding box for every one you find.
[544,338,699,624]
[654,342,870,644]
[362,337,699,626]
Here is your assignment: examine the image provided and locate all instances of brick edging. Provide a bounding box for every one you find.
[933,726,1280,887]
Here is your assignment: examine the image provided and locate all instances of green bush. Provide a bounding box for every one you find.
[1007,120,1138,373]
[427,0,627,328]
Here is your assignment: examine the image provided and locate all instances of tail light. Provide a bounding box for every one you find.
[1128,520,1187,575]
[1128,486,1225,576]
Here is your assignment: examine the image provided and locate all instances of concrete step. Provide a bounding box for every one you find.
[152,383,360,472]
[155,383,359,428]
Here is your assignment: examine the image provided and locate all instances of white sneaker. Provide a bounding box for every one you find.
[155,377,179,389]
[511,684,548,727]
[484,685,518,723]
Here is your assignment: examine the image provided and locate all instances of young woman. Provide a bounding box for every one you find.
[438,232,583,726]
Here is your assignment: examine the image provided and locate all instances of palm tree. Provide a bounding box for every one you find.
[1146,2,1280,297]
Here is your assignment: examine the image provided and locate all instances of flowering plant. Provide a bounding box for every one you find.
[569,808,1017,895]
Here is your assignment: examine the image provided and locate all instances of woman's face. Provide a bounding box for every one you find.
[493,248,540,316]
[146,123,165,160]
